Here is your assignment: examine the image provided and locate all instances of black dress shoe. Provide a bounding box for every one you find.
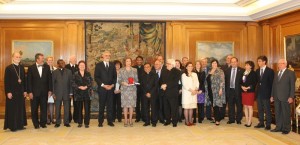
[282,131,289,134]
[34,126,40,129]
[64,124,71,127]
[98,123,103,127]
[265,126,271,130]
[143,123,150,126]
[85,125,89,128]
[227,121,234,124]
[135,119,140,122]
[254,124,265,128]
[270,129,281,132]
[164,122,171,126]
[108,122,115,127]
[20,127,26,130]
[173,124,177,127]
[118,119,122,122]
[207,118,213,121]
[54,124,60,128]
[198,120,203,123]
[46,122,51,125]
[41,125,47,128]
[236,121,241,124]
[152,124,156,127]
[78,124,82,128]
[10,129,17,132]
[159,120,165,124]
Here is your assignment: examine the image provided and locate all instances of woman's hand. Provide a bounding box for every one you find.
[219,89,222,96]
[122,82,129,86]
[114,90,121,94]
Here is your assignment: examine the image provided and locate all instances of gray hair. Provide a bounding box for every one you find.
[167,59,176,67]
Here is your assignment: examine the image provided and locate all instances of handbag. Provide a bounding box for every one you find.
[197,92,205,104]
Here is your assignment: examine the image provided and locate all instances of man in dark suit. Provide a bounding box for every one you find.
[52,59,73,128]
[270,59,296,134]
[153,59,166,123]
[141,63,159,127]
[27,53,52,129]
[94,51,117,127]
[133,56,144,122]
[225,57,245,124]
[65,56,79,123]
[220,54,233,120]
[160,59,181,127]
[254,56,274,130]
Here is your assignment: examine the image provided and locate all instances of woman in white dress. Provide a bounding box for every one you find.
[182,62,200,126]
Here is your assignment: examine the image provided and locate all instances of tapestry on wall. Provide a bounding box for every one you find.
[85,21,166,111]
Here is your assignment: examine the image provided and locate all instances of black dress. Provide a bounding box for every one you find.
[4,64,27,131]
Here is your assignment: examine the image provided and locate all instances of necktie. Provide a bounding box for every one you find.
[278,70,283,81]
[105,62,109,71]
[260,69,263,80]
[230,68,236,88]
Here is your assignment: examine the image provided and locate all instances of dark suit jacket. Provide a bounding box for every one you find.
[94,61,117,90]
[140,71,159,98]
[52,68,73,100]
[133,65,144,80]
[27,63,52,96]
[221,64,230,72]
[72,71,93,101]
[225,66,245,97]
[241,70,257,93]
[159,68,181,98]
[271,69,296,102]
[256,67,274,99]
[194,69,206,92]
[65,64,79,74]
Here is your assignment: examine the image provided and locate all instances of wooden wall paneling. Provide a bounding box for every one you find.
[0,20,85,108]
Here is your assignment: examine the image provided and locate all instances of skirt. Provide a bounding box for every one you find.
[242,92,255,106]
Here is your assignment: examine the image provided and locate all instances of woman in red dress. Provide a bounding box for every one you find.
[241,61,258,127]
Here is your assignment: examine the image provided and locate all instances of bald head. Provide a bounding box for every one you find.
[69,55,77,65]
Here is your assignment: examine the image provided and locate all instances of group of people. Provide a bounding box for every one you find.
[4,51,296,135]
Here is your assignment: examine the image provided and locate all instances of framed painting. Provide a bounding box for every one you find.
[12,40,54,66]
[196,41,234,65]
[285,34,300,69]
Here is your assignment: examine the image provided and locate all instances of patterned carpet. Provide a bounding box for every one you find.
[0,119,299,145]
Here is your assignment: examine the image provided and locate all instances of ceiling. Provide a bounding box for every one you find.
[0,0,299,21]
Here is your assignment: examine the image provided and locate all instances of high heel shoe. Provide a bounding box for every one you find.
[130,123,133,127]
[245,123,252,127]
[215,122,220,126]
[124,123,128,127]
[185,122,190,126]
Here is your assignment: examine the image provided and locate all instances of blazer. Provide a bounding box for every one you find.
[256,67,274,99]
[194,69,206,92]
[225,66,245,97]
[27,63,52,96]
[65,64,79,74]
[271,69,296,102]
[241,70,258,93]
[159,68,181,98]
[52,68,73,100]
[72,71,93,101]
[94,61,117,90]
[140,71,159,98]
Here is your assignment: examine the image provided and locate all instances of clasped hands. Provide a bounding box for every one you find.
[103,84,114,90]
[241,86,250,92]
[161,84,167,91]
